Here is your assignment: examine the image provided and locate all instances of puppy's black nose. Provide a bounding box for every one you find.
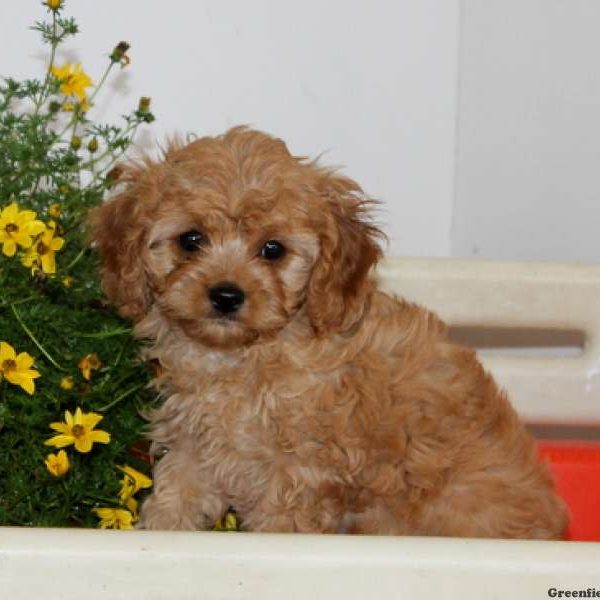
[208,282,245,314]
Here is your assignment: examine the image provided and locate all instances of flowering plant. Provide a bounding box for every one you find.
[0,1,156,528]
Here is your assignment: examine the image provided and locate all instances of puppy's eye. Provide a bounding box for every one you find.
[178,229,205,252]
[260,240,286,261]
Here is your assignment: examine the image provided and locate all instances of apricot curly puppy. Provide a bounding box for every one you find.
[89,127,567,538]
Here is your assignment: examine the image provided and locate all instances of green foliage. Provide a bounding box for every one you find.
[0,2,156,527]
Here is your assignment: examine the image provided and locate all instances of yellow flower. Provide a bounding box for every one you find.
[62,98,91,113]
[92,507,136,530]
[0,341,40,395]
[46,0,62,9]
[21,221,65,274]
[47,204,61,219]
[214,509,239,531]
[51,63,93,102]
[45,450,70,477]
[62,276,74,288]
[78,353,102,381]
[118,465,153,508]
[60,375,74,390]
[45,407,111,453]
[123,495,138,513]
[0,202,45,257]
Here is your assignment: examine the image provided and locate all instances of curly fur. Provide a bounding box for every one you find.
[89,127,568,538]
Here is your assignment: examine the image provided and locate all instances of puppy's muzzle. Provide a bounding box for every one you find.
[208,282,245,315]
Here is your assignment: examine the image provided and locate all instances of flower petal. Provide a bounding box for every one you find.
[21,251,37,268]
[1,202,19,221]
[24,220,46,236]
[15,352,34,370]
[51,65,72,80]
[51,237,65,251]
[16,210,38,224]
[64,410,74,428]
[91,429,111,445]
[6,373,35,396]
[118,479,135,502]
[2,239,16,257]
[118,465,152,490]
[41,252,57,274]
[49,422,71,434]
[73,407,83,426]
[74,436,93,453]
[45,434,75,448]
[82,412,103,429]
[20,369,40,380]
[125,496,139,513]
[13,232,34,249]
[93,508,116,520]
[0,342,16,361]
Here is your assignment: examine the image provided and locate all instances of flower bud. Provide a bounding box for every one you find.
[138,96,151,113]
[48,203,61,219]
[70,136,82,150]
[48,101,61,113]
[111,41,131,66]
[45,451,70,477]
[87,137,99,153]
[60,375,74,390]
[136,97,155,123]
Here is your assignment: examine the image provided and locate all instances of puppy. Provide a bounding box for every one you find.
[89,127,567,538]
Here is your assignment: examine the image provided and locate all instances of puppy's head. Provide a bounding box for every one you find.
[89,127,383,349]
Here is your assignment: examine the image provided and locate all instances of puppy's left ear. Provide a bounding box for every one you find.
[307,174,383,336]
[87,166,153,322]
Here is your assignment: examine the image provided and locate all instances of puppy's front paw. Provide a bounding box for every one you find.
[138,491,225,531]
[138,494,202,531]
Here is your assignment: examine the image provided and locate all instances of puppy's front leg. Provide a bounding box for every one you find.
[139,449,226,531]
[242,472,343,533]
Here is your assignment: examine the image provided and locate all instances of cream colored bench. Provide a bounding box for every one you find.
[2,258,599,600]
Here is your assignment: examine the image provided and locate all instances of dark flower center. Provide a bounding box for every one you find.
[71,424,85,438]
[1,359,17,372]
[5,224,18,234]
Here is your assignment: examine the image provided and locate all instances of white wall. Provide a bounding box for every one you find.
[0,0,460,258]
[453,0,600,263]
[6,2,599,264]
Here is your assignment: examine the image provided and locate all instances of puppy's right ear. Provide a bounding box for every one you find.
[87,170,151,322]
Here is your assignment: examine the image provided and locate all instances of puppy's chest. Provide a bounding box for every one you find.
[178,363,344,455]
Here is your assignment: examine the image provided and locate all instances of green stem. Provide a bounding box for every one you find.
[96,382,145,412]
[34,11,58,114]
[88,62,114,105]
[73,328,132,339]
[97,367,134,391]
[10,304,66,371]
[31,13,58,194]
[81,495,122,506]
[112,339,128,368]
[63,245,87,272]
[56,61,115,140]
[56,111,78,139]
[0,294,38,309]
[83,121,139,177]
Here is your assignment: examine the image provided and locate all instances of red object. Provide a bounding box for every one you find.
[538,441,600,542]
